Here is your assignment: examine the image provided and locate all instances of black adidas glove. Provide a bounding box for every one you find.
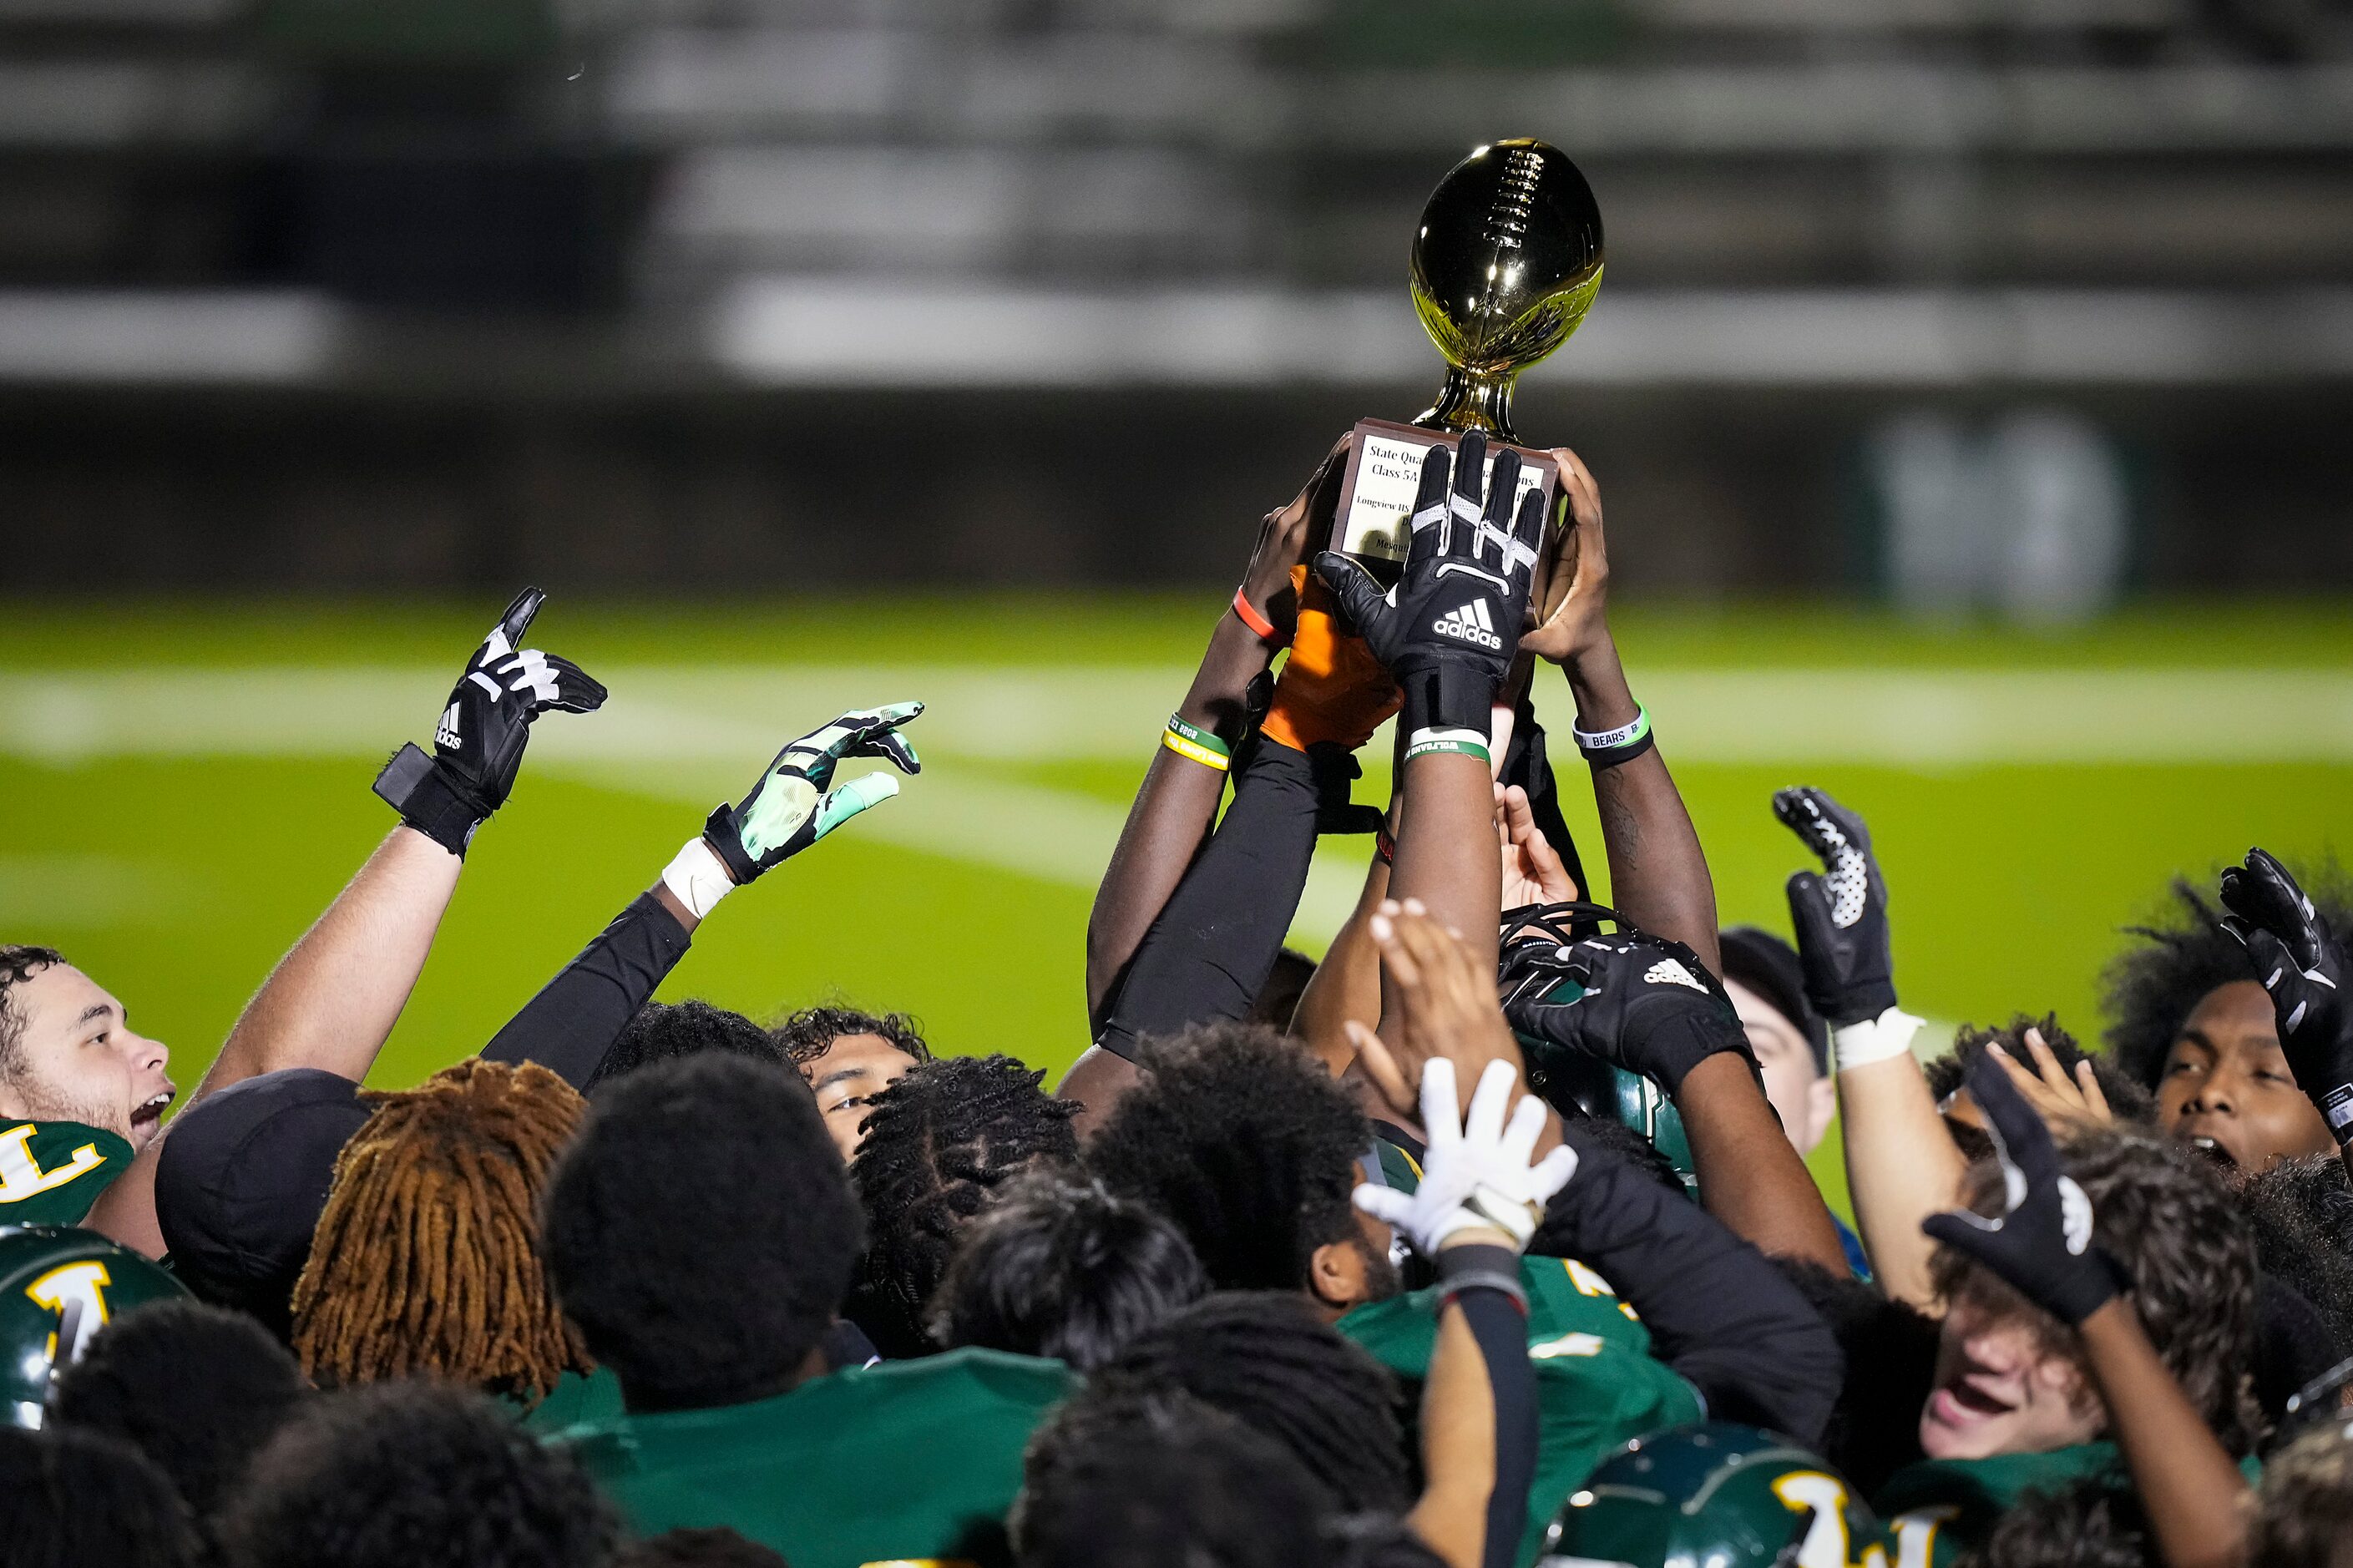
[1498,911,1753,1095]
[1314,431,1546,741]
[374,588,606,857]
[1774,787,1898,1027]
[702,703,924,884]
[1922,1054,2124,1326]
[2220,848,2353,1146]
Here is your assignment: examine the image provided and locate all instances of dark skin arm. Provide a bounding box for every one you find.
[2079,1296,2250,1568]
[1521,449,1718,974]
[1677,1051,1846,1270]
[1082,441,1344,1030]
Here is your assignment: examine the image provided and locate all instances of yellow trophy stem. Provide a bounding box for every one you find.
[1414,364,1522,444]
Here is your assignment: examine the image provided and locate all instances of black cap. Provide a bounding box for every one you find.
[1717,928,1829,1076]
[154,1068,372,1338]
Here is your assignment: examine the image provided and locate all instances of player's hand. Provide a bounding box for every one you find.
[373,587,607,857]
[1497,916,1752,1095]
[1349,899,1530,1124]
[701,703,923,884]
[2219,848,2353,1143]
[1922,1054,2123,1326]
[1774,787,1900,1028]
[1236,436,1349,647]
[1986,1028,2113,1132]
[1313,431,1546,741]
[1517,448,1608,670]
[1498,781,1579,912]
[1354,1057,1577,1255]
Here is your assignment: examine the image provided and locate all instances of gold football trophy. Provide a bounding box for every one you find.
[1332,138,1605,569]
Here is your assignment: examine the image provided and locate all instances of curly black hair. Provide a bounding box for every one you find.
[770,1004,931,1068]
[1966,1475,2153,1568]
[1924,1014,2157,1132]
[0,943,66,1079]
[1932,1125,2260,1455]
[1766,1259,1936,1497]
[2239,1154,2353,1368]
[0,1424,202,1568]
[584,999,786,1093]
[2103,867,2353,1090]
[542,1053,862,1409]
[2248,1419,2353,1568]
[1085,1022,1372,1294]
[48,1298,307,1519]
[846,1054,1080,1358]
[1098,1291,1412,1515]
[614,1529,789,1568]
[217,1382,618,1568]
[932,1166,1207,1369]
[1014,1381,1330,1568]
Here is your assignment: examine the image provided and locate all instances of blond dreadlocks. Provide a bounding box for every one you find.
[291,1058,590,1405]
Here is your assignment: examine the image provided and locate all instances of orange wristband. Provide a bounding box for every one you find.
[1231,585,1283,645]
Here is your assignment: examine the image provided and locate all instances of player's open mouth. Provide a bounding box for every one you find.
[1930,1378,2016,1425]
[129,1090,174,1137]
[2187,1135,2238,1171]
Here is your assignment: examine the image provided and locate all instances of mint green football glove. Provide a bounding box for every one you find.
[702,702,923,883]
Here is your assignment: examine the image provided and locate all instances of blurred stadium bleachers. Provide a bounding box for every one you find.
[3,0,2350,596]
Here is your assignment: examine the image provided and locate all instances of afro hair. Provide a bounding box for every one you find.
[614,1529,790,1568]
[585,999,786,1093]
[542,1052,862,1409]
[48,1298,307,1518]
[1085,1022,1371,1294]
[847,1054,1080,1358]
[0,1424,203,1568]
[2103,866,2353,1090]
[215,1382,619,1568]
[1925,1014,2157,1130]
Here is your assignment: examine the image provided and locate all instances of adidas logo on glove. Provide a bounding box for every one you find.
[1431,599,1501,650]
[1642,958,1708,994]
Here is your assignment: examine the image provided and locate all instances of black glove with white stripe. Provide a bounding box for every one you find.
[1499,912,1753,1095]
[1774,787,1898,1028]
[1922,1054,2124,1326]
[1314,431,1546,746]
[2220,847,2353,1146]
[374,587,606,857]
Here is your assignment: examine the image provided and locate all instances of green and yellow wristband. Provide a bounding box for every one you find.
[1162,713,1232,772]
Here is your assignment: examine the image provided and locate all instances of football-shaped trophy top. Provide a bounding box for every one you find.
[1409,139,1605,441]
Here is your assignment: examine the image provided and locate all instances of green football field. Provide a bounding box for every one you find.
[4,595,2350,1216]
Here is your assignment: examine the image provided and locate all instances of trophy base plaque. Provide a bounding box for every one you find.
[1331,418,1563,581]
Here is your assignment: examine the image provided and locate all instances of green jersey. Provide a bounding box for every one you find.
[552,1347,1076,1568]
[1875,1443,2262,1566]
[0,1121,134,1229]
[1340,1254,1702,1568]
[517,1366,624,1433]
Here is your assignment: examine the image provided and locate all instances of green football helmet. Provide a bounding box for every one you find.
[0,1225,186,1429]
[1541,1422,1894,1568]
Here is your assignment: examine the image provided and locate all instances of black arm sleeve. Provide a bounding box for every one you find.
[482,891,691,1087]
[1435,1245,1540,1568]
[1531,1123,1844,1444]
[1094,738,1332,1060]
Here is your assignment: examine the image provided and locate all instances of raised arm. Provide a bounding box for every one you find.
[87,589,605,1253]
[484,703,924,1086]
[1924,1057,2249,1568]
[1520,450,1718,971]
[1774,787,1959,1306]
[1085,440,1346,1029]
[2219,847,2353,1184]
[1499,913,1848,1272]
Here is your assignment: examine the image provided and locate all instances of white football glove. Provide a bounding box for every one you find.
[1354,1058,1578,1254]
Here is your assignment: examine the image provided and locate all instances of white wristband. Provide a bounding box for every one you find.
[1831,1006,1925,1072]
[660,838,736,921]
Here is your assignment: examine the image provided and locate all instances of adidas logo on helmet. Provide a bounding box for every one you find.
[1431,599,1501,650]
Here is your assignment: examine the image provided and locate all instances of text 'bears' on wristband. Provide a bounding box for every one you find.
[2323,1085,2353,1147]
[1230,585,1283,645]
[1404,726,1493,766]
[1571,703,1654,768]
[1162,713,1232,772]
